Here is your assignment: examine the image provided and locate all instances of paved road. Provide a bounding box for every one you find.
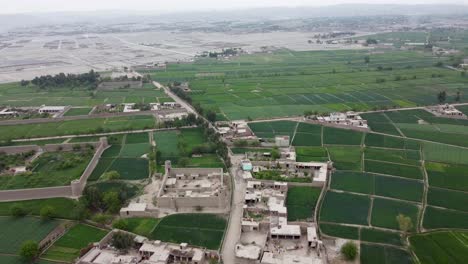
[221,154,245,264]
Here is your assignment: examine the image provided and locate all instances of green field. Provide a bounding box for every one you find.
[371,198,419,231]
[0,198,79,219]
[0,150,93,190]
[427,187,468,212]
[364,159,423,180]
[43,224,108,263]
[423,206,468,229]
[144,49,468,120]
[323,127,363,146]
[286,186,321,221]
[0,115,155,141]
[63,107,92,116]
[124,217,160,237]
[89,134,150,181]
[295,146,329,162]
[0,255,56,264]
[292,123,322,146]
[410,231,468,264]
[360,228,403,246]
[327,146,362,171]
[422,142,468,165]
[365,147,421,166]
[425,162,468,192]
[319,223,359,240]
[320,191,370,225]
[331,171,423,202]
[248,121,297,139]
[360,243,413,264]
[150,214,226,250]
[0,216,60,254]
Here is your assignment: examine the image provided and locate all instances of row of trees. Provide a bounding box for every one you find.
[22,70,100,89]
[437,90,462,103]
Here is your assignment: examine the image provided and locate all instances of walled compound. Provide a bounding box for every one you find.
[234,180,324,264]
[0,137,108,201]
[78,229,220,264]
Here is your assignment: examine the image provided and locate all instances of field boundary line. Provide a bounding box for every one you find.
[419,147,428,233]
[328,188,423,205]
[382,112,405,137]
[364,158,421,167]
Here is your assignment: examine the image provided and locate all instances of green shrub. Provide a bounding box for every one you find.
[341,241,358,261]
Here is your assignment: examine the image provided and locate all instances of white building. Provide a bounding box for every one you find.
[38,105,66,114]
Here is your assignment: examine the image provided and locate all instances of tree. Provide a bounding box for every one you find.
[206,110,217,123]
[19,240,39,262]
[111,232,134,252]
[437,91,447,103]
[100,170,121,181]
[112,219,129,230]
[84,186,102,210]
[364,56,370,64]
[103,191,122,214]
[40,206,55,221]
[11,204,27,218]
[340,241,358,261]
[455,90,461,102]
[396,214,413,236]
[271,148,280,160]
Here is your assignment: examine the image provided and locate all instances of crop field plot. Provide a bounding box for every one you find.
[320,191,370,225]
[360,243,413,264]
[364,109,468,147]
[364,133,420,150]
[153,130,180,161]
[319,223,359,240]
[456,105,468,115]
[0,198,78,219]
[425,162,468,192]
[0,115,155,141]
[43,224,108,263]
[409,231,468,264]
[327,146,362,171]
[331,171,423,202]
[0,216,60,254]
[360,112,402,136]
[295,147,328,162]
[364,159,423,180]
[248,121,297,139]
[364,147,421,166]
[427,187,468,212]
[286,186,321,221]
[150,214,226,250]
[423,206,468,229]
[90,133,151,181]
[125,132,149,144]
[423,142,468,165]
[0,150,93,190]
[292,123,322,146]
[374,175,423,202]
[371,198,419,231]
[330,171,374,194]
[107,158,149,180]
[149,49,468,120]
[323,127,364,146]
[360,228,403,246]
[63,107,92,116]
[125,218,160,237]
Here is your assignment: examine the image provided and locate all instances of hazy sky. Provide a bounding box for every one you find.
[3,0,468,14]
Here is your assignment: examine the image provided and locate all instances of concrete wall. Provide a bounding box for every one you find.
[0,109,187,126]
[0,145,40,154]
[0,186,73,201]
[0,138,108,201]
[42,142,100,152]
